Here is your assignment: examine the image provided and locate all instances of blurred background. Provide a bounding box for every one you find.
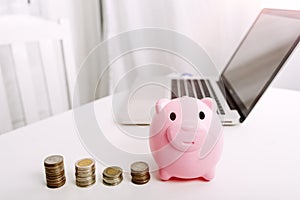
[0,0,299,134]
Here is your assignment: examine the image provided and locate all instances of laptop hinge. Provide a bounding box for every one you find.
[217,80,238,110]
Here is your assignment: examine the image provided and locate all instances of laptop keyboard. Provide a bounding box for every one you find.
[171,79,225,115]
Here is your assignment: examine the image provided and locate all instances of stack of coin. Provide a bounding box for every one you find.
[44,155,66,189]
[75,158,96,187]
[102,166,123,186]
[130,161,150,185]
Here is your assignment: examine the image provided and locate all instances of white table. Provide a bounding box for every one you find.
[1,88,300,200]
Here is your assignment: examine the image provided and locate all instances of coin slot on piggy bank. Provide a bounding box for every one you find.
[149,96,223,181]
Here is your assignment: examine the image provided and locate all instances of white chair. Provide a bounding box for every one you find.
[0,15,77,134]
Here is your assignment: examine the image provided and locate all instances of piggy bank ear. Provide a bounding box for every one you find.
[201,98,214,110]
[202,97,217,113]
[156,98,170,113]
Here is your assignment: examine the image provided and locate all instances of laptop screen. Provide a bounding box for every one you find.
[221,9,300,122]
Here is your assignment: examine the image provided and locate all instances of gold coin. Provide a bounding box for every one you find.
[75,158,96,188]
[76,158,94,167]
[131,173,150,181]
[47,177,66,189]
[102,166,123,186]
[103,166,122,178]
[132,178,150,185]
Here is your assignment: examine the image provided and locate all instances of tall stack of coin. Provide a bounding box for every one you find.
[44,155,66,189]
[130,161,150,185]
[75,158,96,187]
[102,166,123,186]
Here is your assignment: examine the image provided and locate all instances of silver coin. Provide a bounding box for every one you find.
[76,176,96,187]
[130,162,149,174]
[76,171,95,178]
[103,176,123,186]
[44,155,64,166]
[76,174,96,182]
[76,177,96,184]
[76,178,96,184]
[76,166,95,172]
[76,181,96,187]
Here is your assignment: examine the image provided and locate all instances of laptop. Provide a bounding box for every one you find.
[114,8,300,125]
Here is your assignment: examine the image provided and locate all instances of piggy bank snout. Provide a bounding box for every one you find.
[180,120,199,131]
[167,121,206,152]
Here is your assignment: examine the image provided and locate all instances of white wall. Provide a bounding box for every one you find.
[39,0,101,69]
[103,0,225,92]
[104,0,300,92]
[39,0,108,102]
[218,0,300,91]
[262,0,300,91]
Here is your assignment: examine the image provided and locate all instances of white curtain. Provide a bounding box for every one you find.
[101,0,264,94]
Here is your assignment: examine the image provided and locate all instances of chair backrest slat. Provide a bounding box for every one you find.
[11,43,39,124]
[0,64,13,133]
[60,19,78,107]
[39,40,69,114]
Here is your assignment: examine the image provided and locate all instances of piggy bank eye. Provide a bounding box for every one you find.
[199,111,205,120]
[170,112,176,121]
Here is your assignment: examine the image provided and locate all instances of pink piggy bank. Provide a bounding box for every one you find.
[149,96,223,181]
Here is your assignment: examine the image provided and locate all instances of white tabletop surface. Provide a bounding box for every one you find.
[1,88,300,200]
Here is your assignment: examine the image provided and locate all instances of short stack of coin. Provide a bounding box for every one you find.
[75,158,96,187]
[44,155,66,189]
[130,161,150,185]
[102,166,123,186]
